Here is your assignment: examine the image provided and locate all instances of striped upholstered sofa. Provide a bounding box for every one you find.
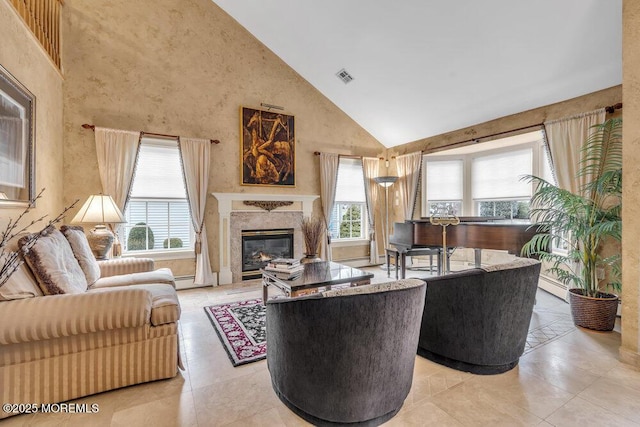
[0,226,181,419]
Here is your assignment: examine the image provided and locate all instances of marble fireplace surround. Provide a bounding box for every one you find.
[211,193,319,284]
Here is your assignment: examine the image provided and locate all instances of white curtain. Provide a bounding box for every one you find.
[178,137,215,286]
[94,127,141,214]
[395,152,423,220]
[362,157,381,265]
[544,109,605,194]
[319,153,339,261]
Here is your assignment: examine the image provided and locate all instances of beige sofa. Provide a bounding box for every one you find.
[0,226,181,419]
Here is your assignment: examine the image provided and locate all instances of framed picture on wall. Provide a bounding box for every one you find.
[240,106,295,187]
[0,64,35,207]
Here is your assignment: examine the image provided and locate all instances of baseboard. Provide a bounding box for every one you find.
[538,275,568,300]
[335,258,371,268]
[620,347,640,368]
[175,275,216,290]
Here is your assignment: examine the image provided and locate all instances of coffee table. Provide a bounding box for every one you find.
[262,261,373,303]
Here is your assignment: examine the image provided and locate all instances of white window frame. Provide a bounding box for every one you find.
[423,157,464,217]
[330,201,368,242]
[422,153,468,217]
[470,145,534,221]
[330,158,369,243]
[474,199,531,222]
[121,197,195,258]
[120,138,195,258]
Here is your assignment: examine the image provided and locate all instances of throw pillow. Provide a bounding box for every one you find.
[0,253,44,301]
[19,226,88,295]
[60,225,101,285]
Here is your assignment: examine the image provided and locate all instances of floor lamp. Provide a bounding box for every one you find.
[374,176,398,270]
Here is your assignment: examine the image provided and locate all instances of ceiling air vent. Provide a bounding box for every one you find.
[336,68,354,84]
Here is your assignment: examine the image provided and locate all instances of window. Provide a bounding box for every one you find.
[119,138,193,253]
[329,158,367,240]
[421,130,549,222]
[539,143,568,253]
[332,203,365,239]
[472,148,532,222]
[425,159,463,216]
[476,200,530,220]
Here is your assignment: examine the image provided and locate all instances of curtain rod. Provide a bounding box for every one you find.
[605,102,623,113]
[81,124,220,144]
[426,102,623,153]
[429,123,545,152]
[313,151,384,160]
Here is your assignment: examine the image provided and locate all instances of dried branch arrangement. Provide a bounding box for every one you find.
[301,216,324,256]
[0,189,77,287]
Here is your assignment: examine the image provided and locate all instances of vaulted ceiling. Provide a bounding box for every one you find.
[212,0,622,148]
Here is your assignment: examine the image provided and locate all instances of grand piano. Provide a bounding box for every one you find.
[389,217,539,276]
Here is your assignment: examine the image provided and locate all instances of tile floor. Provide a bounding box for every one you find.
[3,266,638,427]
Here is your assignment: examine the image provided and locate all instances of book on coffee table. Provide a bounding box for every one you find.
[268,258,301,269]
[267,269,304,280]
[264,264,304,274]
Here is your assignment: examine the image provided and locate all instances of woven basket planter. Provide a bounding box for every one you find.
[568,289,618,331]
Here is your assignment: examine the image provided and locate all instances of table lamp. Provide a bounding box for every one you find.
[72,194,126,259]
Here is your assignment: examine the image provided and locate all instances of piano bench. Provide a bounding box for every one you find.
[404,248,440,274]
[401,248,442,278]
[385,248,401,279]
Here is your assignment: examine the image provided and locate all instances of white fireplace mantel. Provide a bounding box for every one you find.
[211,193,319,284]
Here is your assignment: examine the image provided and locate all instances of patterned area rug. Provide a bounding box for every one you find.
[204,299,266,366]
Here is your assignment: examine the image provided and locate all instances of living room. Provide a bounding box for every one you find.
[1,0,640,425]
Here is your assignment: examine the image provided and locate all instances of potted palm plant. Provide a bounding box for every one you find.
[522,118,622,331]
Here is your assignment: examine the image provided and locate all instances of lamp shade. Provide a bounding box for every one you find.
[72,194,126,224]
[374,176,398,188]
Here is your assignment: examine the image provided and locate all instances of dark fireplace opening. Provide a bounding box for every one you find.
[241,228,294,280]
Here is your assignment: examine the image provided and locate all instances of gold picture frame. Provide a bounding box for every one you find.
[240,106,295,187]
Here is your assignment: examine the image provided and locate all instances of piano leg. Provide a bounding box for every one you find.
[385,248,400,279]
[474,248,482,268]
[386,251,390,278]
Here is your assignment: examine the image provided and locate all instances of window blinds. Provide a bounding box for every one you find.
[426,159,463,201]
[130,138,187,199]
[472,148,532,200]
[335,158,365,202]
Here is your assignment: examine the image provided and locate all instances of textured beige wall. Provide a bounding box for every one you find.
[621,0,640,366]
[332,242,370,262]
[0,1,64,230]
[155,258,196,278]
[61,0,385,276]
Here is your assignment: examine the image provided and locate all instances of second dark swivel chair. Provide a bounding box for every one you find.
[418,258,542,374]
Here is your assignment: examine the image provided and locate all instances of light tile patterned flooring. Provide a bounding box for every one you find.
[525,318,576,354]
[4,266,638,426]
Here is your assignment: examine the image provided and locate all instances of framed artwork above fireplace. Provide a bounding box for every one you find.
[240,106,295,187]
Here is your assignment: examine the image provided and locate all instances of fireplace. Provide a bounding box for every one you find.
[211,193,318,284]
[241,228,294,279]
